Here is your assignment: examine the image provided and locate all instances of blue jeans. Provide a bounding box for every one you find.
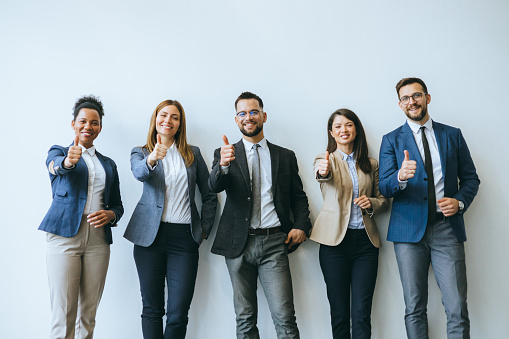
[225,232,299,339]
[319,229,379,339]
[134,223,199,339]
[394,218,469,339]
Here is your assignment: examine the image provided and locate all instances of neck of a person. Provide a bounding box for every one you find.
[160,135,175,148]
[337,143,354,156]
[244,131,264,144]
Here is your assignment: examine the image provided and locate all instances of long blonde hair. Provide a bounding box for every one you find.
[145,100,194,166]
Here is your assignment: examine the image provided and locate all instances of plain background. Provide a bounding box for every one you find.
[1,0,508,338]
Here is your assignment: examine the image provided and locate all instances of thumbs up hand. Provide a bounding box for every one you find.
[318,151,331,177]
[220,135,235,166]
[398,150,417,181]
[64,135,82,168]
[147,134,168,167]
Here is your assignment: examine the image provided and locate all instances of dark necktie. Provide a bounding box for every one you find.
[421,126,436,223]
[251,144,261,228]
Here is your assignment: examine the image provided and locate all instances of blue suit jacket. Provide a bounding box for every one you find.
[379,121,480,243]
[38,143,124,244]
[123,145,218,246]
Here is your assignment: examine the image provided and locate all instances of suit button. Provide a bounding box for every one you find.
[247,197,251,201]
[424,178,428,181]
[393,188,397,191]
[245,217,249,222]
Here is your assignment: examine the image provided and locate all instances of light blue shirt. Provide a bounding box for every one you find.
[338,150,364,229]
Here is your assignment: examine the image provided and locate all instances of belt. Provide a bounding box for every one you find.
[248,226,282,236]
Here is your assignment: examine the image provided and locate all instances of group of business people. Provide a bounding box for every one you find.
[39,77,480,339]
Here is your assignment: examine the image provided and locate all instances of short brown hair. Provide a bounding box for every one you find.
[235,92,263,111]
[395,77,428,99]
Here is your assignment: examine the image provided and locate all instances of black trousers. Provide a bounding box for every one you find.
[134,223,199,339]
[319,229,379,339]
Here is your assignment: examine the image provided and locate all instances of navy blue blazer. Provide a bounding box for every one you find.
[123,146,218,246]
[38,143,124,244]
[208,140,312,258]
[379,121,480,243]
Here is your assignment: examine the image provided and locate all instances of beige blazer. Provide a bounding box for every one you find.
[310,150,389,247]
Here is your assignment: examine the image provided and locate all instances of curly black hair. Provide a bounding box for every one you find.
[73,95,104,121]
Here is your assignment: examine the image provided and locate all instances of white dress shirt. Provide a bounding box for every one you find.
[157,143,192,224]
[241,138,281,229]
[80,145,106,215]
[400,118,444,212]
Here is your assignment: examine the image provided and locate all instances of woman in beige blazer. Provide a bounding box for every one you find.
[311,108,388,339]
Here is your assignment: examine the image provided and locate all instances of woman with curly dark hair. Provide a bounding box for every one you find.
[39,95,124,339]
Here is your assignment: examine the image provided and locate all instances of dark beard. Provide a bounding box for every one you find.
[240,124,263,138]
[405,105,427,122]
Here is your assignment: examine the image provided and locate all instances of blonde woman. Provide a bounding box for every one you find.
[124,100,217,339]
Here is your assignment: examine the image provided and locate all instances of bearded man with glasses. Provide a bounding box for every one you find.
[208,91,311,339]
[378,77,480,339]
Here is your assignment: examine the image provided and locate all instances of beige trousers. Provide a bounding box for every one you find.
[46,217,110,339]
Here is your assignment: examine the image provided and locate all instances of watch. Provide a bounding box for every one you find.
[458,200,465,212]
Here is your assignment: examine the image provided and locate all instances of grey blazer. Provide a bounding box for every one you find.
[208,140,312,258]
[124,145,217,246]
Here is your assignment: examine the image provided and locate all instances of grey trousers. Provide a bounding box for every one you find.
[46,217,110,339]
[225,232,299,339]
[394,218,469,339]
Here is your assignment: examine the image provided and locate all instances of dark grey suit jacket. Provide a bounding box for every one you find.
[124,145,217,246]
[208,140,312,258]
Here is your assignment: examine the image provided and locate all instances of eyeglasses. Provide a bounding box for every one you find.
[236,110,261,118]
[400,92,426,105]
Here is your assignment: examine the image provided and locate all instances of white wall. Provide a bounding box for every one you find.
[1,1,508,338]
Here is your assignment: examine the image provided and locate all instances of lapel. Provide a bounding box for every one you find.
[96,151,111,202]
[432,121,447,179]
[186,157,194,201]
[267,141,279,196]
[68,142,89,199]
[400,122,425,170]
[235,140,251,193]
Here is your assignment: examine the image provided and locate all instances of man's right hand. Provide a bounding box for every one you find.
[318,151,331,177]
[398,150,417,181]
[220,135,235,166]
[64,136,82,168]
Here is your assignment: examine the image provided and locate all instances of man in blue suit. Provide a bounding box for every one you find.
[379,77,480,339]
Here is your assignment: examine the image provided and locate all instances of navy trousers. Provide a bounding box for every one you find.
[319,229,379,339]
[134,222,199,339]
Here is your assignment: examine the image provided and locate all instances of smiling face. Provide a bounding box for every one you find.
[235,98,266,141]
[156,105,181,142]
[330,114,357,152]
[398,82,431,124]
[71,108,102,148]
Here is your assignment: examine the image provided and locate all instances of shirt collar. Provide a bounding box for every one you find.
[80,144,96,156]
[242,137,268,151]
[337,149,355,161]
[168,142,177,153]
[407,117,433,135]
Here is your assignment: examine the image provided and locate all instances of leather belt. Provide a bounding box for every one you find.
[248,226,282,236]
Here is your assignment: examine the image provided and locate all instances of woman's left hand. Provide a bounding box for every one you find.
[87,210,116,228]
[354,195,372,209]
